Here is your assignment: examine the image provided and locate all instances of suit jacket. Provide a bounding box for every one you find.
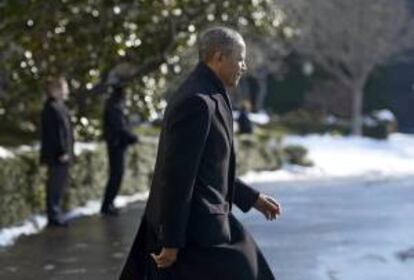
[145,62,260,248]
[103,93,137,148]
[238,110,253,134]
[40,97,74,165]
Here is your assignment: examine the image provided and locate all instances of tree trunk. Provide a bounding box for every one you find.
[255,72,268,111]
[351,84,364,135]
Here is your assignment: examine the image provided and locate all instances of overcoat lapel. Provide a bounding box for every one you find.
[210,93,237,211]
[211,94,233,146]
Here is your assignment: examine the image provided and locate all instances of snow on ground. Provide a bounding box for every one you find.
[0,147,14,159]
[239,177,414,280]
[74,142,98,155]
[243,133,414,184]
[65,191,149,219]
[1,142,98,157]
[0,192,148,247]
[0,215,47,247]
[233,110,271,125]
[314,182,414,280]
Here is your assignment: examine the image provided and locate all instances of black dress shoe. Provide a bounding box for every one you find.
[101,205,120,216]
[47,219,69,228]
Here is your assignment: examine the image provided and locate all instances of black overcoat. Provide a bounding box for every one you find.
[40,97,74,165]
[120,63,275,280]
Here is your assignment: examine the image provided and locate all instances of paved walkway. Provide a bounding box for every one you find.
[0,202,145,280]
[1,176,414,280]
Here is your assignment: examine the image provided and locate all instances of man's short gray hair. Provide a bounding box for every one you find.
[198,26,245,62]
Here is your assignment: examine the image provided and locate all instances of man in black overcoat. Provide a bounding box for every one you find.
[120,26,281,280]
[101,85,138,215]
[40,77,74,227]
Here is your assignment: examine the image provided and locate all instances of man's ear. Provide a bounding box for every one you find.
[212,51,224,63]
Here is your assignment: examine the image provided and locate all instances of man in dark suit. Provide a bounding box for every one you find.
[40,77,73,227]
[120,26,281,280]
[238,101,254,134]
[101,85,138,216]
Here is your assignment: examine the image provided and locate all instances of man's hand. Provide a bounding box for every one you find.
[254,194,281,221]
[59,154,70,163]
[151,248,178,268]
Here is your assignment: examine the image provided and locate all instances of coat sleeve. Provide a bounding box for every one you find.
[233,177,260,213]
[158,95,211,248]
[55,107,71,156]
[107,106,137,145]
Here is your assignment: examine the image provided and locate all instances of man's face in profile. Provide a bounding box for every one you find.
[50,79,69,101]
[61,80,70,101]
[218,41,247,88]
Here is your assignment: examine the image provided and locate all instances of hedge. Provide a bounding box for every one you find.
[0,134,311,228]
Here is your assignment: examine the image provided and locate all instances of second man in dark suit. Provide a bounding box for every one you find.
[40,77,74,227]
[101,85,138,216]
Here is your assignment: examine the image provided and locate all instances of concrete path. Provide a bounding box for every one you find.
[1,176,413,280]
[244,176,414,280]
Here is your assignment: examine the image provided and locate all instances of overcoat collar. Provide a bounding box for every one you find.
[195,63,234,144]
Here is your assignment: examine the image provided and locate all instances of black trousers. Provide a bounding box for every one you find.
[46,163,69,221]
[102,144,126,210]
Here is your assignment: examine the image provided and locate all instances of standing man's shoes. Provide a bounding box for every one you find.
[101,205,120,216]
[47,218,69,228]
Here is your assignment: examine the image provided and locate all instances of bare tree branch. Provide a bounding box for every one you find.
[276,0,414,134]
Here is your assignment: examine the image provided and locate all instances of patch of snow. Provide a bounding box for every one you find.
[16,144,38,153]
[0,215,47,247]
[0,147,14,159]
[243,133,414,183]
[249,111,271,125]
[373,109,395,122]
[74,142,99,156]
[316,199,414,280]
[233,111,270,125]
[0,191,149,247]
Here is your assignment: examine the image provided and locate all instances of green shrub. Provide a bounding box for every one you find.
[283,145,313,166]
[235,135,282,174]
[0,141,158,228]
[363,124,389,140]
[0,133,309,228]
[262,110,351,136]
[362,113,397,140]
